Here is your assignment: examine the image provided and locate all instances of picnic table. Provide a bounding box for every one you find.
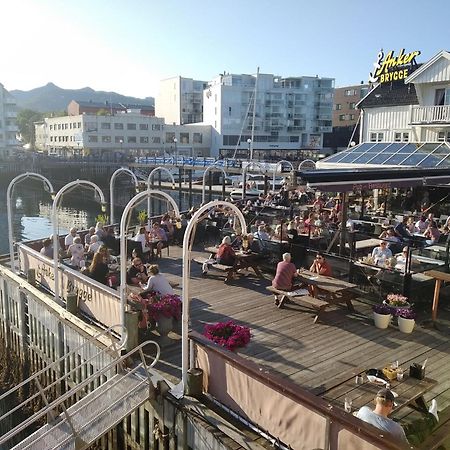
[200,246,264,282]
[322,369,437,415]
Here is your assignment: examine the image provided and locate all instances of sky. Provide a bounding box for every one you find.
[1,0,448,98]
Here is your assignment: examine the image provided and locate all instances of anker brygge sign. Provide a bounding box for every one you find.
[369,49,421,84]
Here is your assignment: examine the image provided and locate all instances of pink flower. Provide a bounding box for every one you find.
[203,321,251,351]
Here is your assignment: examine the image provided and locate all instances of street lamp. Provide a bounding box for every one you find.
[119,190,180,330]
[173,138,178,162]
[247,138,252,160]
[110,167,139,225]
[147,166,176,220]
[52,180,106,304]
[272,160,294,191]
[201,163,227,204]
[171,200,246,398]
[7,172,55,271]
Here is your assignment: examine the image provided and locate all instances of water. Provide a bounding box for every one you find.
[0,180,218,255]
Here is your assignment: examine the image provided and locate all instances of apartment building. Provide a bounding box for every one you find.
[0,83,19,157]
[332,84,369,127]
[35,111,212,157]
[202,73,334,159]
[156,76,207,125]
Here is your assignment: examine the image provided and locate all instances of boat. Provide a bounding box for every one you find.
[229,188,261,200]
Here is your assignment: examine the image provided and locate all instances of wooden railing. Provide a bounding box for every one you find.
[411,105,450,124]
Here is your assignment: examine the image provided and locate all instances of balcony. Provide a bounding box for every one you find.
[411,105,450,124]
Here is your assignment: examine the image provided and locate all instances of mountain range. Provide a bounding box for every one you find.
[11,82,155,112]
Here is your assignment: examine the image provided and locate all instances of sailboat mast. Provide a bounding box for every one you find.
[250,67,259,161]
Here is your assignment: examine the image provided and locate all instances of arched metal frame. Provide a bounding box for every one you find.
[242,161,267,199]
[52,180,106,304]
[298,159,316,170]
[272,160,294,191]
[201,164,227,204]
[175,200,247,397]
[7,172,55,271]
[109,167,139,225]
[147,167,176,220]
[119,190,180,330]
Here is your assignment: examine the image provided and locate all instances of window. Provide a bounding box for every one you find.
[114,123,124,130]
[402,132,409,142]
[49,125,53,130]
[369,132,384,142]
[349,102,356,109]
[102,136,111,143]
[140,136,149,143]
[78,122,81,128]
[438,131,446,142]
[139,123,148,130]
[101,122,111,129]
[339,114,346,121]
[127,136,137,143]
[127,123,136,130]
[349,114,355,120]
[394,132,401,142]
[180,132,189,144]
[88,135,98,143]
[152,124,161,131]
[228,106,232,116]
[193,133,202,144]
[152,137,161,144]
[344,89,356,96]
[335,104,342,110]
[115,136,124,143]
[165,132,175,143]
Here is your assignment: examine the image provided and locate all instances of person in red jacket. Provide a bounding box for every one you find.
[216,236,236,266]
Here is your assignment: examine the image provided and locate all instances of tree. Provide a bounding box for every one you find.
[16,109,44,146]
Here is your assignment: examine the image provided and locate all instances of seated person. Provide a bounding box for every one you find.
[216,236,236,266]
[272,252,299,291]
[140,264,174,296]
[68,236,85,268]
[394,246,419,272]
[95,222,107,242]
[149,222,168,257]
[161,214,174,238]
[64,227,78,249]
[126,257,149,285]
[84,226,96,247]
[357,388,438,447]
[415,215,428,233]
[254,224,270,245]
[40,238,53,258]
[372,241,393,266]
[134,226,151,259]
[309,252,332,276]
[88,252,109,285]
[424,223,440,245]
[394,217,412,241]
[231,233,243,250]
[245,233,261,253]
[87,235,102,254]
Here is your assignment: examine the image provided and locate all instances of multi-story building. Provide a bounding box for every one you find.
[0,83,19,157]
[202,73,334,159]
[156,76,206,125]
[319,50,450,169]
[35,111,211,158]
[68,100,154,117]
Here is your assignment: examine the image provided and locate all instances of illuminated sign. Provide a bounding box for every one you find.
[369,49,421,84]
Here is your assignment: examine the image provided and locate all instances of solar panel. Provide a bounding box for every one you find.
[367,153,395,164]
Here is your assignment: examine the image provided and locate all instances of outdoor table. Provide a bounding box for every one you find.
[205,246,264,281]
[322,370,437,414]
[423,270,450,327]
[297,269,356,311]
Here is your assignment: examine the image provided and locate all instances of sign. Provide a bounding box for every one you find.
[369,49,421,84]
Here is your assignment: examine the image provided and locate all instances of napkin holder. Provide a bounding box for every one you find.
[409,363,425,380]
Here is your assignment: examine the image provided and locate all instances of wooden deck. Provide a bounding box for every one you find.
[151,245,450,425]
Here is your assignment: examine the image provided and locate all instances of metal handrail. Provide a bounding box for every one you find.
[0,340,160,447]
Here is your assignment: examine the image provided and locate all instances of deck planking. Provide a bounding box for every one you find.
[154,245,450,423]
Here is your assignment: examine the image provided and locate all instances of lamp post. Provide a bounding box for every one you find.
[241,161,266,200]
[272,160,294,192]
[173,138,178,162]
[110,167,139,225]
[172,200,246,398]
[201,164,227,204]
[7,172,55,271]
[247,138,252,160]
[147,166,176,221]
[119,190,180,330]
[52,180,106,304]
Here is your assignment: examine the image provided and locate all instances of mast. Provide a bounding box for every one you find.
[250,67,259,161]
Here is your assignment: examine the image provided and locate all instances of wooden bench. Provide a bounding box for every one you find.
[193,257,235,282]
[266,286,329,323]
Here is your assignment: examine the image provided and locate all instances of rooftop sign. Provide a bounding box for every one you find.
[369,49,421,84]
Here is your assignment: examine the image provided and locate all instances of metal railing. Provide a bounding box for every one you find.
[411,105,450,124]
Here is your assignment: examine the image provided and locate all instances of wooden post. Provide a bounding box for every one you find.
[125,310,139,352]
[339,192,348,257]
[66,293,78,315]
[432,280,442,322]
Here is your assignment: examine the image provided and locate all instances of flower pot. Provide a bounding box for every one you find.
[373,312,391,329]
[398,316,415,333]
[156,316,174,346]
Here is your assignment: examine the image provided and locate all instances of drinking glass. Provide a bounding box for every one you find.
[344,397,352,413]
[355,375,364,385]
[391,361,399,370]
[396,369,404,381]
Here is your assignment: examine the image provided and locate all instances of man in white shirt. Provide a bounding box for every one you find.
[64,228,78,249]
[371,241,392,266]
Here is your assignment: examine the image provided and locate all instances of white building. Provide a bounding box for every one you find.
[0,83,19,157]
[35,112,212,158]
[319,50,450,169]
[156,76,206,125]
[202,73,334,159]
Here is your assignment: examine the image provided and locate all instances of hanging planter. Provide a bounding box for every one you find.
[373,304,392,329]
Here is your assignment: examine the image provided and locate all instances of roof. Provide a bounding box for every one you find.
[73,100,154,110]
[405,50,450,83]
[358,81,418,109]
[318,142,450,170]
[295,166,450,192]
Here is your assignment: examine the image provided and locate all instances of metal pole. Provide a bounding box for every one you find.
[188,170,193,208]
[339,192,349,257]
[147,167,175,220]
[208,171,212,202]
[202,165,227,204]
[110,167,139,225]
[178,167,182,210]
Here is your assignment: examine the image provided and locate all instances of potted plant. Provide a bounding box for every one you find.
[137,210,148,226]
[383,293,411,312]
[373,303,392,329]
[95,213,109,226]
[397,308,416,333]
[203,321,251,351]
[147,294,182,344]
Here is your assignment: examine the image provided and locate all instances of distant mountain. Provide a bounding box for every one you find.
[11,82,154,112]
